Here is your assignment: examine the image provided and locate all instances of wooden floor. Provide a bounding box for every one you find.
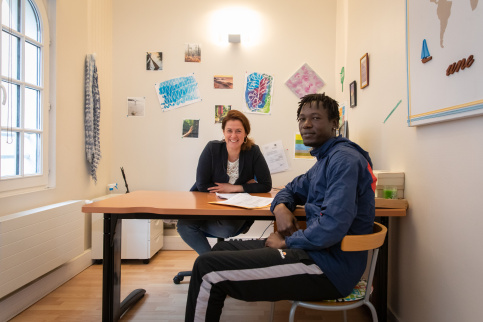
[11,250,373,321]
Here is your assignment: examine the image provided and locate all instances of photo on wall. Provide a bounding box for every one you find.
[185,43,201,63]
[146,52,163,70]
[215,105,231,123]
[127,97,146,116]
[214,75,233,89]
[182,119,199,138]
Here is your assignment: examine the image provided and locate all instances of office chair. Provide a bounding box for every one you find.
[270,222,387,322]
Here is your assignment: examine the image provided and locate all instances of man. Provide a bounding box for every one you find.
[184,93,376,322]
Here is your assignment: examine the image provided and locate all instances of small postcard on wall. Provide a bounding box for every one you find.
[127,97,146,116]
[182,119,199,138]
[185,43,201,63]
[215,105,231,123]
[146,52,162,70]
[214,75,233,89]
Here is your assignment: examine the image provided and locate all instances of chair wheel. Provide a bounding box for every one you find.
[173,275,184,284]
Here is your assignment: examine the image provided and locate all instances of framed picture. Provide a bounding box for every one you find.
[350,81,357,107]
[360,53,369,89]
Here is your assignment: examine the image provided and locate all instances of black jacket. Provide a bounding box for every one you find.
[191,140,272,193]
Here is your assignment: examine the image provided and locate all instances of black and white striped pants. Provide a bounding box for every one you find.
[185,239,341,322]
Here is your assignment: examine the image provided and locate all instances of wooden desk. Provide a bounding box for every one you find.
[82,191,406,322]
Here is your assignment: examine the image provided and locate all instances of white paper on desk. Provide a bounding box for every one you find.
[261,140,289,174]
[213,193,273,209]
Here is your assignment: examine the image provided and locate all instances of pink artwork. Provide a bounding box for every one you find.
[285,63,325,98]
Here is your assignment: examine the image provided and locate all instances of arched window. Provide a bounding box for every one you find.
[1,0,50,194]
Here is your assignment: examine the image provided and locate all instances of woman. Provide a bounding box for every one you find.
[177,110,272,254]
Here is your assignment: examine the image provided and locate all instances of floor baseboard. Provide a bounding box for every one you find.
[0,250,92,321]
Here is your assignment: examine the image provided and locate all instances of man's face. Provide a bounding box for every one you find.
[298,101,338,148]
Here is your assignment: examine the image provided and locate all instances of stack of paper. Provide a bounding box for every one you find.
[211,193,273,209]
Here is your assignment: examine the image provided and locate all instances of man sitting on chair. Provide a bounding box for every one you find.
[184,93,377,322]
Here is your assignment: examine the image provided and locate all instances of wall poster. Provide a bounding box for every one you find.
[407,0,483,126]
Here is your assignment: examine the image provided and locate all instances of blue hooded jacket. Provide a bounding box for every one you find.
[270,136,376,296]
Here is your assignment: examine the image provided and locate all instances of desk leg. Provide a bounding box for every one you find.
[102,214,146,322]
[373,217,389,322]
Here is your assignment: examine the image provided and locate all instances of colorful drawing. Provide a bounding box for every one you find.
[285,63,325,98]
[146,52,163,70]
[154,74,201,111]
[215,105,231,123]
[185,44,201,63]
[244,72,274,114]
[182,119,199,138]
[214,75,233,89]
[294,133,313,159]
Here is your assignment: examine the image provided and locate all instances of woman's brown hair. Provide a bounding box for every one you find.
[221,110,254,150]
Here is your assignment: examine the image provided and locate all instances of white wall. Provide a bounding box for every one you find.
[110,0,337,192]
[0,0,113,218]
[339,1,483,321]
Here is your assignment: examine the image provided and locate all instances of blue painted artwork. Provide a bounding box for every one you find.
[244,72,273,114]
[154,74,202,111]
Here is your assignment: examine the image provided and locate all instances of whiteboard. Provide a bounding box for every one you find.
[406,0,483,126]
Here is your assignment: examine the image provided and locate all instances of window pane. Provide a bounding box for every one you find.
[0,81,20,127]
[25,0,40,41]
[25,42,40,86]
[24,87,40,129]
[1,31,20,80]
[24,132,40,175]
[1,0,20,32]
[1,130,20,177]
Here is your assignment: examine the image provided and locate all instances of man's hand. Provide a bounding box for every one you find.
[272,203,299,236]
[265,231,286,249]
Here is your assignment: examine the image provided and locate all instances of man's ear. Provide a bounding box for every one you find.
[331,118,339,130]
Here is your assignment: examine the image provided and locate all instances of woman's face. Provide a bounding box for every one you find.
[223,120,246,151]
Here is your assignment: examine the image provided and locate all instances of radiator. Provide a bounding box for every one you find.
[0,200,85,299]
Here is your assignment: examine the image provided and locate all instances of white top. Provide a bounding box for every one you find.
[227,159,239,184]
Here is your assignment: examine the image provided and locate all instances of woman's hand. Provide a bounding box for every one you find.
[208,183,244,193]
[265,231,286,249]
[272,203,300,237]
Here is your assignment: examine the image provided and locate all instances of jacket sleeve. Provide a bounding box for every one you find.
[270,171,311,212]
[241,145,272,193]
[195,143,217,192]
[285,150,361,250]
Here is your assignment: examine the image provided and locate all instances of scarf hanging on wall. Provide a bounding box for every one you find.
[85,54,101,182]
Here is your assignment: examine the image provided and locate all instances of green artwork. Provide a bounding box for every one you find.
[340,67,345,92]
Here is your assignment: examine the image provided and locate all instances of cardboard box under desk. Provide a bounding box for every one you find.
[373,170,405,199]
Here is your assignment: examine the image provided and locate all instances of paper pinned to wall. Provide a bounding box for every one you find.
[154,73,201,111]
[244,71,274,115]
[261,140,289,174]
[285,63,325,98]
[294,133,314,159]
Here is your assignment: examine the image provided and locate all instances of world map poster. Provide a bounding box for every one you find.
[407,0,483,126]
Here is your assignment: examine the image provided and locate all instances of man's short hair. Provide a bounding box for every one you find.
[297,93,340,125]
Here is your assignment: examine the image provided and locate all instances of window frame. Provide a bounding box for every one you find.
[0,0,50,196]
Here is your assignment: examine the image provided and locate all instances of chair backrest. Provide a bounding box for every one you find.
[340,222,387,252]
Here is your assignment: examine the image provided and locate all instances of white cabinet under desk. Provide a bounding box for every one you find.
[90,194,164,263]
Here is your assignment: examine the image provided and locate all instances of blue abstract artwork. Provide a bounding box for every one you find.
[154,74,202,111]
